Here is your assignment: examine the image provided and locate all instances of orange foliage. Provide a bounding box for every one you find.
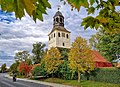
[18,62,32,77]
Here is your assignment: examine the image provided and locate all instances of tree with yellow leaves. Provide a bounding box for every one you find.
[68,36,95,82]
[43,47,63,77]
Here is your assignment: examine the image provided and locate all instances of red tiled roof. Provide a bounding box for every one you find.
[92,50,107,62]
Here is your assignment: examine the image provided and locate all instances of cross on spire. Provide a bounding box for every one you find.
[57,5,61,11]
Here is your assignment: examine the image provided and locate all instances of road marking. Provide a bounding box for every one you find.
[1,81,16,87]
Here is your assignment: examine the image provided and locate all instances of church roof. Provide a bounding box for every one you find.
[92,50,107,62]
[54,11,63,17]
[48,26,70,36]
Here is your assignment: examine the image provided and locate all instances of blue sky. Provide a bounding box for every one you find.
[0,0,97,67]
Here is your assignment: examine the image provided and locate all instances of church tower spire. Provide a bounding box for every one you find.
[48,9,71,50]
[53,7,64,27]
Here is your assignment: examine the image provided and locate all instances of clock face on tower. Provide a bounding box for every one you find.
[48,10,71,50]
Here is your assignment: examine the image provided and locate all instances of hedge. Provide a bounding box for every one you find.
[81,68,120,84]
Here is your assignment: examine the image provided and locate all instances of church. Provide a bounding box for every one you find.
[48,10,71,50]
[48,10,112,67]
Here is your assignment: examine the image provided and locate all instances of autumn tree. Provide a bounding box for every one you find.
[32,42,46,64]
[68,37,95,82]
[18,62,32,77]
[43,47,63,77]
[0,0,51,22]
[89,29,120,62]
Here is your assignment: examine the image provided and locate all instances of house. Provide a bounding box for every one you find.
[92,50,112,67]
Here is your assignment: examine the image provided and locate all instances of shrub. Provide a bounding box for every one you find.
[82,68,120,84]
[57,61,77,80]
[31,63,47,77]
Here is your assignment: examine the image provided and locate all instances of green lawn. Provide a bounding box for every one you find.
[38,78,120,87]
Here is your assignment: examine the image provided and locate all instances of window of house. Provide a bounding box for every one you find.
[63,43,65,46]
[54,33,55,37]
[58,32,60,37]
[62,33,65,37]
[66,34,69,38]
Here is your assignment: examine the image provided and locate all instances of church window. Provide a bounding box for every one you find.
[62,33,65,37]
[60,18,62,23]
[49,37,50,40]
[58,32,60,37]
[63,43,65,46]
[66,34,69,38]
[56,17,59,22]
[54,33,55,37]
[51,34,53,38]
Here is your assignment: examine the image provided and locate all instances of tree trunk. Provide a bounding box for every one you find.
[78,71,80,82]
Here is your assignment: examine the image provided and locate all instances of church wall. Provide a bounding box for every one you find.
[48,31,56,50]
[55,30,70,49]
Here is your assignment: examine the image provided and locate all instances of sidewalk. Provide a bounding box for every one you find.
[4,74,73,87]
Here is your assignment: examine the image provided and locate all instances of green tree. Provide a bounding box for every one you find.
[89,30,120,62]
[10,61,19,73]
[1,63,6,73]
[43,47,63,77]
[68,37,95,82]
[58,60,76,80]
[14,50,32,65]
[32,42,46,64]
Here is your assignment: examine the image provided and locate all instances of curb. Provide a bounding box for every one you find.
[4,75,73,87]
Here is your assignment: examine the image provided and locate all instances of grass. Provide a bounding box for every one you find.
[36,78,120,87]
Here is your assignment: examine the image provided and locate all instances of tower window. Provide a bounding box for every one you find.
[60,18,62,23]
[49,37,50,40]
[63,43,65,46]
[51,34,53,38]
[58,32,60,37]
[66,34,69,38]
[62,33,65,37]
[54,33,55,37]
[56,17,59,22]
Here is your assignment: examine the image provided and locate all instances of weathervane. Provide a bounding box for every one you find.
[57,5,61,11]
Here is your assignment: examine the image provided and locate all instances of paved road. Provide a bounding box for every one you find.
[0,73,51,87]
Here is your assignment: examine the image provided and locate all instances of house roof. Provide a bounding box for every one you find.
[92,50,107,62]
[48,26,70,36]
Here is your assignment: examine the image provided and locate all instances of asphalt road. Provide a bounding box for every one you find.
[0,73,51,87]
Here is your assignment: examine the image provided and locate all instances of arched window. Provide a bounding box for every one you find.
[66,34,69,38]
[56,17,59,22]
[49,37,50,40]
[63,43,65,46]
[62,33,65,37]
[58,32,60,37]
[54,33,55,37]
[60,18,62,23]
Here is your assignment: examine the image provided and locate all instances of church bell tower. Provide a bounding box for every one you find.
[48,9,71,50]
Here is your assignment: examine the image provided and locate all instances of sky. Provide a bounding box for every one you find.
[0,0,97,67]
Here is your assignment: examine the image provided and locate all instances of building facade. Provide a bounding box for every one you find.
[48,11,71,50]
